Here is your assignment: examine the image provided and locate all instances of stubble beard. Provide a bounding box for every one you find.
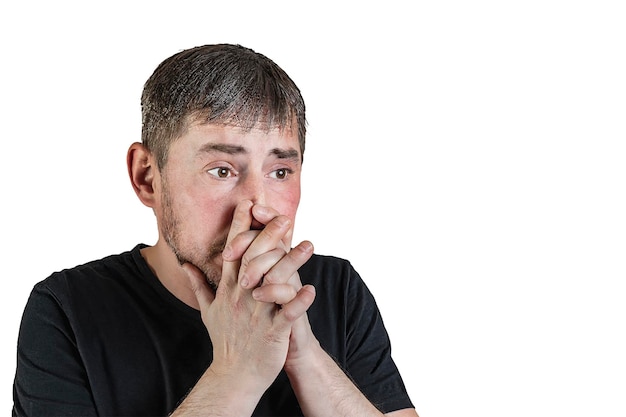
[160,178,226,291]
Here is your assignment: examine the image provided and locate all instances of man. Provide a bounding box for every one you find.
[13,44,417,416]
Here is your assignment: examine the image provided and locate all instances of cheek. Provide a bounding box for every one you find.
[196,198,235,230]
[174,192,234,240]
[270,187,301,221]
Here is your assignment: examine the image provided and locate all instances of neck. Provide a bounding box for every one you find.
[140,240,201,310]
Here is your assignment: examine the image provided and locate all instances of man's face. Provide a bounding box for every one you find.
[156,122,302,287]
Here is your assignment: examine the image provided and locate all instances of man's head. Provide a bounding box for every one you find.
[141,44,306,171]
[128,44,306,287]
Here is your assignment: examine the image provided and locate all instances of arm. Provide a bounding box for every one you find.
[285,339,384,416]
[387,409,420,417]
[169,366,268,417]
[288,348,418,417]
[13,283,97,416]
[283,312,418,417]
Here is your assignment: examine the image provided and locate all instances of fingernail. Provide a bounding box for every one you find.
[222,246,232,260]
[300,241,313,253]
[240,275,249,288]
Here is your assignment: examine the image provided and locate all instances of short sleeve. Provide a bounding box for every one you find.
[344,266,415,413]
[13,281,97,417]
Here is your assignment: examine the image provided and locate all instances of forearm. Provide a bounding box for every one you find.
[285,343,383,417]
[170,366,265,417]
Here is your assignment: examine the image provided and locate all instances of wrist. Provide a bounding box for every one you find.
[171,364,267,416]
[283,339,326,380]
[207,361,272,402]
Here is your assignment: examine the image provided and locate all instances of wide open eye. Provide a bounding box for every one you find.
[207,167,233,178]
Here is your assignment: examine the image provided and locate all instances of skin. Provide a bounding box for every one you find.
[127,121,418,416]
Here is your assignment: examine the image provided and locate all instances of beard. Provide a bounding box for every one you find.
[160,176,226,291]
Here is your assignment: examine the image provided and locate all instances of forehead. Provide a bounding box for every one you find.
[170,121,301,159]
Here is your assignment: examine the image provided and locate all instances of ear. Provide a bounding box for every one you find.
[127,142,159,208]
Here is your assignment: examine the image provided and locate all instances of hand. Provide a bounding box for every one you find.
[183,200,315,393]
[222,203,321,369]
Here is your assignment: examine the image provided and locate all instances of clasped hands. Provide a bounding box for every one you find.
[182,200,317,391]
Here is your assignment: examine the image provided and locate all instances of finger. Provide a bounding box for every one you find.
[252,204,294,248]
[182,262,216,309]
[223,228,290,264]
[237,215,291,282]
[251,204,279,225]
[226,200,254,244]
[252,283,298,304]
[221,230,261,262]
[239,247,287,289]
[221,200,254,285]
[262,241,313,286]
[276,285,316,325]
[222,205,292,263]
[247,214,291,255]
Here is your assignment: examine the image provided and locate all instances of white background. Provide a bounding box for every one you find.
[1,1,625,416]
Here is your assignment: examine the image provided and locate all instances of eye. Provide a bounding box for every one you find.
[207,167,233,178]
[269,168,292,180]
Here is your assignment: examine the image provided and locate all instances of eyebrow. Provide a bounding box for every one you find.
[197,143,247,155]
[270,148,300,161]
[198,143,300,161]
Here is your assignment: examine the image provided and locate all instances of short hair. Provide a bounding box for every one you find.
[141,44,306,170]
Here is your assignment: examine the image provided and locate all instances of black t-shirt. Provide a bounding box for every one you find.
[13,245,413,416]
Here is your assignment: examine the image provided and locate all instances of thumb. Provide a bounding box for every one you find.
[182,263,216,309]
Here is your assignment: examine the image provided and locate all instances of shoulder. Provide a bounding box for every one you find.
[300,253,377,309]
[299,253,359,284]
[33,244,149,305]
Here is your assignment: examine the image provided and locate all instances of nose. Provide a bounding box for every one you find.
[241,172,266,207]
[239,173,266,230]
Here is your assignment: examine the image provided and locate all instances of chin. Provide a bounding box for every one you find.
[201,255,224,290]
